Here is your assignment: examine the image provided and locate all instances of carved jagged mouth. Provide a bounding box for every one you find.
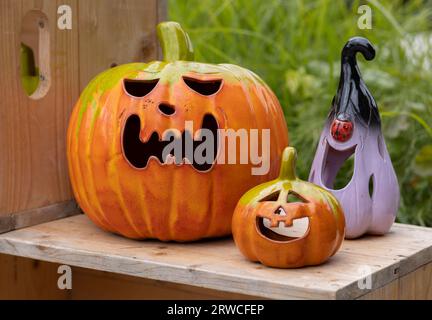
[256,209,310,242]
[122,114,219,172]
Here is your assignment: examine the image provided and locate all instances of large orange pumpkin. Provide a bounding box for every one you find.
[67,21,288,241]
[232,147,345,268]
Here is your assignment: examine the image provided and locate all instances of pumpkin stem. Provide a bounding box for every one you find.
[157,21,194,62]
[278,147,297,180]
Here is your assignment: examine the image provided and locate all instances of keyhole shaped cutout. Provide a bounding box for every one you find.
[20,10,51,99]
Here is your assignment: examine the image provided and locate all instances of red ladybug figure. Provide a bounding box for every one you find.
[331,119,353,142]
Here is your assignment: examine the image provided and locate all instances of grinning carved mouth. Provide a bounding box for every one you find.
[122,113,219,172]
[256,207,310,242]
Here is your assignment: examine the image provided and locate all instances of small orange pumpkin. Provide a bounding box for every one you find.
[232,147,345,268]
[66,22,288,241]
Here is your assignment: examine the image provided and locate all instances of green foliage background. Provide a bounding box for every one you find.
[169,0,432,226]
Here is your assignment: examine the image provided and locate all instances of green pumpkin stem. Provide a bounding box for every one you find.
[157,21,194,62]
[278,147,298,180]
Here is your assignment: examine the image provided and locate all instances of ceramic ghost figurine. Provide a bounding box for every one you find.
[309,37,399,239]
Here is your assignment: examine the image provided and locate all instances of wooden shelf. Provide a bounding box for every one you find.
[0,214,431,299]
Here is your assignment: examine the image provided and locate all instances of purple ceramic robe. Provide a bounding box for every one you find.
[309,37,400,239]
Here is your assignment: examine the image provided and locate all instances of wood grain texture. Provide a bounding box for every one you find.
[358,280,400,300]
[0,215,431,299]
[0,0,79,216]
[359,262,432,299]
[0,253,70,299]
[78,0,159,90]
[0,200,78,234]
[0,253,257,299]
[0,0,163,231]
[399,262,432,299]
[157,0,167,59]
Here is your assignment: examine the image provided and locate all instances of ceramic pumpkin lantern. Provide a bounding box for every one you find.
[232,147,345,268]
[67,22,288,241]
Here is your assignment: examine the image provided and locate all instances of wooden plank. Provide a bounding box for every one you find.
[0,200,79,234]
[334,224,432,299]
[78,0,159,90]
[0,253,70,299]
[399,262,432,299]
[0,215,431,299]
[157,0,168,59]
[70,267,259,300]
[358,262,432,299]
[357,279,400,300]
[158,0,168,22]
[0,254,257,299]
[0,0,79,217]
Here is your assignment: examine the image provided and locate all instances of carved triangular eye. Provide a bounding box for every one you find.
[286,191,307,203]
[183,77,222,96]
[259,190,280,202]
[124,78,159,97]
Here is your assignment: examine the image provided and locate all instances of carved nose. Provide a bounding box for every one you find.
[331,119,353,142]
[158,103,175,116]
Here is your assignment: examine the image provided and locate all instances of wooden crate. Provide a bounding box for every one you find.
[0,214,431,299]
[0,0,166,233]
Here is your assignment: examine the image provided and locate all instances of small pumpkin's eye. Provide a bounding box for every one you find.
[124,78,159,97]
[286,191,307,203]
[183,77,222,96]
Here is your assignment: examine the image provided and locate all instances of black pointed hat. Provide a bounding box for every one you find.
[332,37,380,128]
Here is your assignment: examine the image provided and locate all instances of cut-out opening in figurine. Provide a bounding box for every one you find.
[257,215,310,242]
[258,190,280,202]
[123,79,159,97]
[122,113,219,172]
[183,77,222,96]
[193,113,219,171]
[368,174,374,198]
[321,143,356,190]
[333,155,354,190]
[158,103,175,116]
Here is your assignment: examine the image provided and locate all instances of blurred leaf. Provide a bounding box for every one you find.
[384,114,410,138]
[414,145,432,177]
[363,69,398,90]
[285,68,320,99]
[408,101,427,112]
[307,60,331,77]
